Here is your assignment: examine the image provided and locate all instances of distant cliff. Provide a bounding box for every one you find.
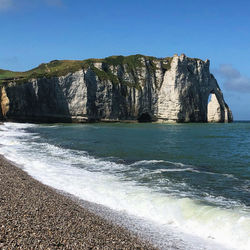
[0,54,233,123]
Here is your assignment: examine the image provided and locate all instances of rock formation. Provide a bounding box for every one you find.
[0,54,233,123]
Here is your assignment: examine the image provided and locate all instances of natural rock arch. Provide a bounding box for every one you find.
[0,54,233,123]
[156,55,232,123]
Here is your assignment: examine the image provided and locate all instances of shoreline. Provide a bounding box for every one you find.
[1,122,247,250]
[0,155,155,249]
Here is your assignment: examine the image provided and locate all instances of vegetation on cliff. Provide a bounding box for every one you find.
[0,55,169,86]
[0,54,190,88]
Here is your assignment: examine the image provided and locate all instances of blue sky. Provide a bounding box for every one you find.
[0,0,249,120]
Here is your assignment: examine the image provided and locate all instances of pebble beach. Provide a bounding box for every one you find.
[0,155,155,249]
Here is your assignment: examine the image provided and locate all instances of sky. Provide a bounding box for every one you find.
[0,0,249,120]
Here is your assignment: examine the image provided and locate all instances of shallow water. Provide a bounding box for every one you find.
[0,122,249,249]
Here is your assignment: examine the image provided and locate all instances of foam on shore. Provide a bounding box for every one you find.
[0,122,249,249]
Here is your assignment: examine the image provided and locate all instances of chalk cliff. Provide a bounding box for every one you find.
[0,54,233,123]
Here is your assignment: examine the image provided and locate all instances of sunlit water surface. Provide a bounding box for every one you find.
[0,122,249,249]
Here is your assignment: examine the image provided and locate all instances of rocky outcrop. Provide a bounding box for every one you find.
[0,54,233,123]
[1,87,10,117]
[208,94,222,122]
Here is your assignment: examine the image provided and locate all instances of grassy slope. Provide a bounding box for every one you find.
[0,55,173,87]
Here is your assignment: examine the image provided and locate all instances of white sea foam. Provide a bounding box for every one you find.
[129,160,166,166]
[152,168,194,173]
[0,122,249,250]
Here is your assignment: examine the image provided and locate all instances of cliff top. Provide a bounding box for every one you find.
[0,54,205,85]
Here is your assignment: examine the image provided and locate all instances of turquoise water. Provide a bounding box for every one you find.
[31,122,250,207]
[0,122,249,249]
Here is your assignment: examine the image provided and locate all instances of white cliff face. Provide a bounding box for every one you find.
[0,54,233,123]
[158,55,181,122]
[59,70,88,121]
[157,54,232,122]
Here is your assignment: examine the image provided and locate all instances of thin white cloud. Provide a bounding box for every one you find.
[215,64,250,93]
[0,0,13,10]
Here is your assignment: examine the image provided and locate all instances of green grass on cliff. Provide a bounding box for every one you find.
[0,55,173,87]
[0,60,86,85]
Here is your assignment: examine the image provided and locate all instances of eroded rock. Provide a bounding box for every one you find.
[0,54,233,123]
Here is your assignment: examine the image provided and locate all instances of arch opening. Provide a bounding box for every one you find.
[207,92,221,122]
[138,112,152,122]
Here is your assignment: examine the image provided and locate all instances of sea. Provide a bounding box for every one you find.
[0,122,249,249]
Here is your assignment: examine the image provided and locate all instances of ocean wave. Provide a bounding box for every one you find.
[0,122,250,249]
[152,168,195,173]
